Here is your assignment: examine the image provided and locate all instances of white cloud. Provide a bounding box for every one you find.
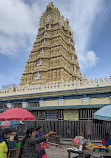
[0,0,41,57]
[0,0,106,68]
[58,0,105,69]
[79,50,98,69]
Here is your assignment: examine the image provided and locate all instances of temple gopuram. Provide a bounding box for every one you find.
[20,2,81,86]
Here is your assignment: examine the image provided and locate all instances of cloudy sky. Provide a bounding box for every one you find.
[0,0,111,88]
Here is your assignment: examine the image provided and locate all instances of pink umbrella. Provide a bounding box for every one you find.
[0,108,35,121]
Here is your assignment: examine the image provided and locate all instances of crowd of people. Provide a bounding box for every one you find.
[0,127,56,158]
[0,127,111,158]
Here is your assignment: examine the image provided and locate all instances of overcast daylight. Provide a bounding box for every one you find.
[0,1,111,154]
[0,0,111,88]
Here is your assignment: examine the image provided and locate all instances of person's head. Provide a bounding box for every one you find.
[1,128,12,139]
[104,132,109,140]
[36,126,42,133]
[19,128,36,158]
[26,128,36,138]
[11,132,17,136]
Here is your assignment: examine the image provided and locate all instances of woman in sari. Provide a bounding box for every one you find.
[19,128,56,158]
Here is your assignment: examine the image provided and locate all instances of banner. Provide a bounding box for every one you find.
[64,110,79,121]
[46,112,58,119]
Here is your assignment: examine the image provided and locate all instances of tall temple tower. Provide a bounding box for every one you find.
[20,2,82,86]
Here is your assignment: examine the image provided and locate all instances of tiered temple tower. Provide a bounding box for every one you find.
[20,2,82,86]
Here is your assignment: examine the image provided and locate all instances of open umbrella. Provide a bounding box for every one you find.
[94,105,111,121]
[0,108,35,121]
[0,121,24,128]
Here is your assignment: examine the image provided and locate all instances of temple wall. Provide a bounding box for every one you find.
[40,97,111,107]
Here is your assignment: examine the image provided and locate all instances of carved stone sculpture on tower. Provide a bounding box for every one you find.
[35,72,41,80]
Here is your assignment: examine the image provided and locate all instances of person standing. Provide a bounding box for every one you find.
[102,132,111,147]
[36,126,47,158]
[19,128,56,158]
[0,128,12,158]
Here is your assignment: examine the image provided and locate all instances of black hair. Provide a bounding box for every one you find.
[19,128,35,158]
[105,132,109,137]
[0,128,12,157]
[1,128,12,138]
[36,125,42,131]
[25,128,35,137]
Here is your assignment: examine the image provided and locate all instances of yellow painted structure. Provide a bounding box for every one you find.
[20,2,82,86]
[41,97,111,107]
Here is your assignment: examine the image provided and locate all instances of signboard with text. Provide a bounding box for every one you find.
[64,110,79,121]
[46,112,58,119]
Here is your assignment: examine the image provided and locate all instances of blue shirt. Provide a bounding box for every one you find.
[35,132,42,138]
[106,139,111,147]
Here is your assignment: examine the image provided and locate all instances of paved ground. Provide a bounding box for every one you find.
[46,145,78,158]
[8,145,78,158]
[46,146,68,158]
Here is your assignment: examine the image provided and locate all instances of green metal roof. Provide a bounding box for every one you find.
[0,104,109,112]
[25,104,109,111]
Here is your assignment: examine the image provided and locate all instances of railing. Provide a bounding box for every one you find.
[0,76,111,97]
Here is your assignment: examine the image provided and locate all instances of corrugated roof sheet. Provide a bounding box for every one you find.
[0,104,109,112]
[25,104,109,111]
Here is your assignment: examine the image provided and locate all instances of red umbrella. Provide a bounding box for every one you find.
[0,108,35,121]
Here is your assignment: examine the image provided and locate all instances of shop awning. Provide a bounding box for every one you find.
[25,104,108,111]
